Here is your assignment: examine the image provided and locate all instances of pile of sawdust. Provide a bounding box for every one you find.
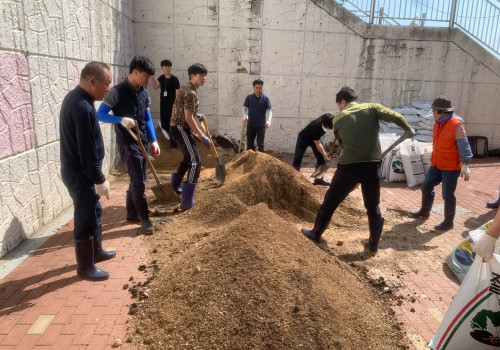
[130,151,407,349]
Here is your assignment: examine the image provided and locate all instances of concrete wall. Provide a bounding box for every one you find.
[137,0,500,152]
[0,0,133,257]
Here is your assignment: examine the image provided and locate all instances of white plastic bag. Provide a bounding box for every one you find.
[429,253,500,349]
[445,220,494,282]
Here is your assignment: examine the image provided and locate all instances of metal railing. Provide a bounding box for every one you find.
[341,0,500,57]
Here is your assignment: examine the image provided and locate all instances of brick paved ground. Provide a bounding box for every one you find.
[0,156,498,349]
[0,181,149,350]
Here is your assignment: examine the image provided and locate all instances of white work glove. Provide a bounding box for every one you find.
[150,141,160,157]
[404,128,416,138]
[201,135,211,147]
[196,113,205,121]
[95,180,110,199]
[265,121,271,128]
[120,117,135,129]
[472,231,498,262]
[460,164,470,181]
[243,115,248,121]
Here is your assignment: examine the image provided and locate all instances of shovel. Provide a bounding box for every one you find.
[126,122,180,204]
[200,117,225,185]
[380,132,411,159]
[310,141,338,179]
[238,118,247,153]
[311,132,411,179]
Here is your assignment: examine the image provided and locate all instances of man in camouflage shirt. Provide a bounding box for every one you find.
[169,63,211,209]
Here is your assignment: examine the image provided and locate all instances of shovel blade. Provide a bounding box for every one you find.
[311,164,329,179]
[216,164,225,185]
[151,184,180,204]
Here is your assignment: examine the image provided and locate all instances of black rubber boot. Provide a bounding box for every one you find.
[171,172,183,195]
[409,192,435,219]
[133,196,155,234]
[487,187,500,208]
[301,210,330,242]
[75,238,109,280]
[292,165,300,171]
[126,190,140,224]
[180,182,197,210]
[93,229,116,263]
[366,217,385,255]
[435,200,455,230]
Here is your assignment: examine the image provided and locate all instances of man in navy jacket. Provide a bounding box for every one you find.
[60,62,116,281]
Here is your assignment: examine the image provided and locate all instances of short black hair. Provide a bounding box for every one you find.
[80,61,110,82]
[188,63,208,78]
[129,56,155,75]
[253,79,264,86]
[336,86,358,104]
[320,112,334,129]
[161,59,172,67]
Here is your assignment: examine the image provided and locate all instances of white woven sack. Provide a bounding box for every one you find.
[429,250,500,349]
[379,133,399,179]
[419,142,433,174]
[400,139,425,187]
[384,148,406,182]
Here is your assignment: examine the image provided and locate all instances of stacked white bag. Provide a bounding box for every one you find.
[379,101,435,143]
[379,100,438,186]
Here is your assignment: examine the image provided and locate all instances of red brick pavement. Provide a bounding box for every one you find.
[0,156,499,349]
[0,181,149,350]
[295,155,500,349]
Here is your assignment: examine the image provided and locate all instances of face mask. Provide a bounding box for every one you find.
[322,125,328,132]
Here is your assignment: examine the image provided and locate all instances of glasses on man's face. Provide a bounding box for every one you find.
[100,79,111,88]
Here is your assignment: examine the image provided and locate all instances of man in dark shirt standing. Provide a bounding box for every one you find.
[242,79,272,152]
[292,113,334,186]
[60,61,116,281]
[150,59,180,147]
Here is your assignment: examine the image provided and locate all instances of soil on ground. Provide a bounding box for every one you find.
[116,133,418,349]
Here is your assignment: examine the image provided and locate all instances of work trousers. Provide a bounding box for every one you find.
[170,125,202,183]
[61,166,102,241]
[292,135,326,168]
[119,141,149,206]
[160,100,176,147]
[247,126,266,152]
[421,166,460,202]
[320,162,382,222]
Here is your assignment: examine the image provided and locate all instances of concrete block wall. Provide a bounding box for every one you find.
[138,0,500,152]
[0,0,133,257]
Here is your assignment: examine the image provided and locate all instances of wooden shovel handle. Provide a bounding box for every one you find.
[126,122,162,187]
[327,140,336,158]
[200,117,220,159]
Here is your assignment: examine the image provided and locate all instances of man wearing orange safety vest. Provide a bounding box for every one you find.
[409,96,473,230]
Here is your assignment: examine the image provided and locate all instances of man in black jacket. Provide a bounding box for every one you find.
[292,113,334,186]
[60,62,116,281]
